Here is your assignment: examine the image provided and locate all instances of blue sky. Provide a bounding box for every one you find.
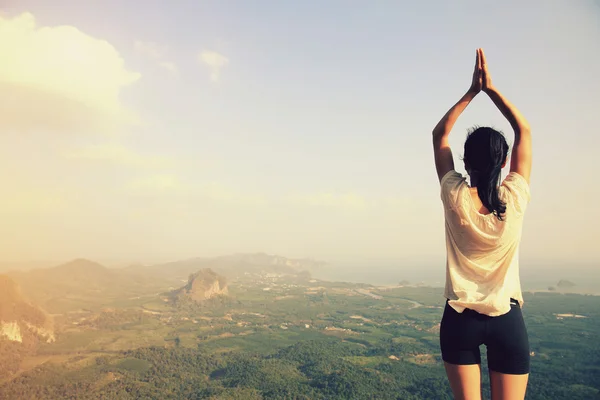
[0,1,599,269]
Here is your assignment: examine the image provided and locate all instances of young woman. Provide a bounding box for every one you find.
[432,48,532,400]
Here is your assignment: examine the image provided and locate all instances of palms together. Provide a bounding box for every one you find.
[470,48,493,94]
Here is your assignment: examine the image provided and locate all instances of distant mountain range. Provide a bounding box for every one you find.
[0,261,59,273]
[8,259,122,306]
[5,254,322,313]
[548,279,578,292]
[125,252,323,281]
[556,279,576,288]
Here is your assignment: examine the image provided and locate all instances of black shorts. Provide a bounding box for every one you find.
[439,299,530,375]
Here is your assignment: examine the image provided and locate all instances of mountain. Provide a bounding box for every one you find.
[35,258,117,287]
[48,258,113,279]
[131,253,324,281]
[172,268,228,303]
[5,259,165,314]
[8,258,118,303]
[557,279,576,289]
[5,254,320,314]
[0,275,54,342]
[0,274,54,377]
[0,261,56,273]
[10,258,116,286]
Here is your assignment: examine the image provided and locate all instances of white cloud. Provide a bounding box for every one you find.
[134,40,179,77]
[0,12,141,135]
[64,144,173,168]
[133,40,165,59]
[199,51,229,82]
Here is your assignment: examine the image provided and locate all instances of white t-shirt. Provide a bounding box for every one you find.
[441,170,531,317]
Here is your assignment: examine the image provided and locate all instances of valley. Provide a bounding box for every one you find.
[0,254,599,399]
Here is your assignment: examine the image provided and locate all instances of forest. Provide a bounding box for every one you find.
[1,259,599,399]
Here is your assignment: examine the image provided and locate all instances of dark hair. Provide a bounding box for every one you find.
[463,126,509,221]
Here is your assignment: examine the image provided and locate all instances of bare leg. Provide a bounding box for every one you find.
[489,369,529,400]
[444,362,482,400]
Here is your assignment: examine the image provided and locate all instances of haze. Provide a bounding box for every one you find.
[1,1,599,272]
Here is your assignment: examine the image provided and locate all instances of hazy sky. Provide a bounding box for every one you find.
[0,1,599,268]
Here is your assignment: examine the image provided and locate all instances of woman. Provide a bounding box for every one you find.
[432,48,532,400]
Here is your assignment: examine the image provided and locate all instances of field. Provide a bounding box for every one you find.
[1,273,599,399]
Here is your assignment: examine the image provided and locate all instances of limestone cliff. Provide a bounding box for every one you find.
[0,274,55,344]
[174,268,228,303]
[0,321,22,343]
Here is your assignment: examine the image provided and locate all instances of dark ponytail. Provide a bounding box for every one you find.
[464,127,509,221]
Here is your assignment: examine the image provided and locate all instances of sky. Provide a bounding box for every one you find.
[0,1,599,270]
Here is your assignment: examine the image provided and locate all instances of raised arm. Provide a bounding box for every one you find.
[481,50,532,183]
[432,49,482,182]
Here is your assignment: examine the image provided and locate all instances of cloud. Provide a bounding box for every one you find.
[202,183,266,206]
[64,144,173,168]
[134,40,178,76]
[133,40,165,59]
[377,196,419,208]
[126,175,266,206]
[289,192,368,210]
[159,61,179,76]
[285,192,421,211]
[129,174,187,193]
[0,12,141,135]
[0,186,67,217]
[199,51,229,82]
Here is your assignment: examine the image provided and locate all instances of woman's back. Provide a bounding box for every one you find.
[432,48,532,399]
[441,170,531,316]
